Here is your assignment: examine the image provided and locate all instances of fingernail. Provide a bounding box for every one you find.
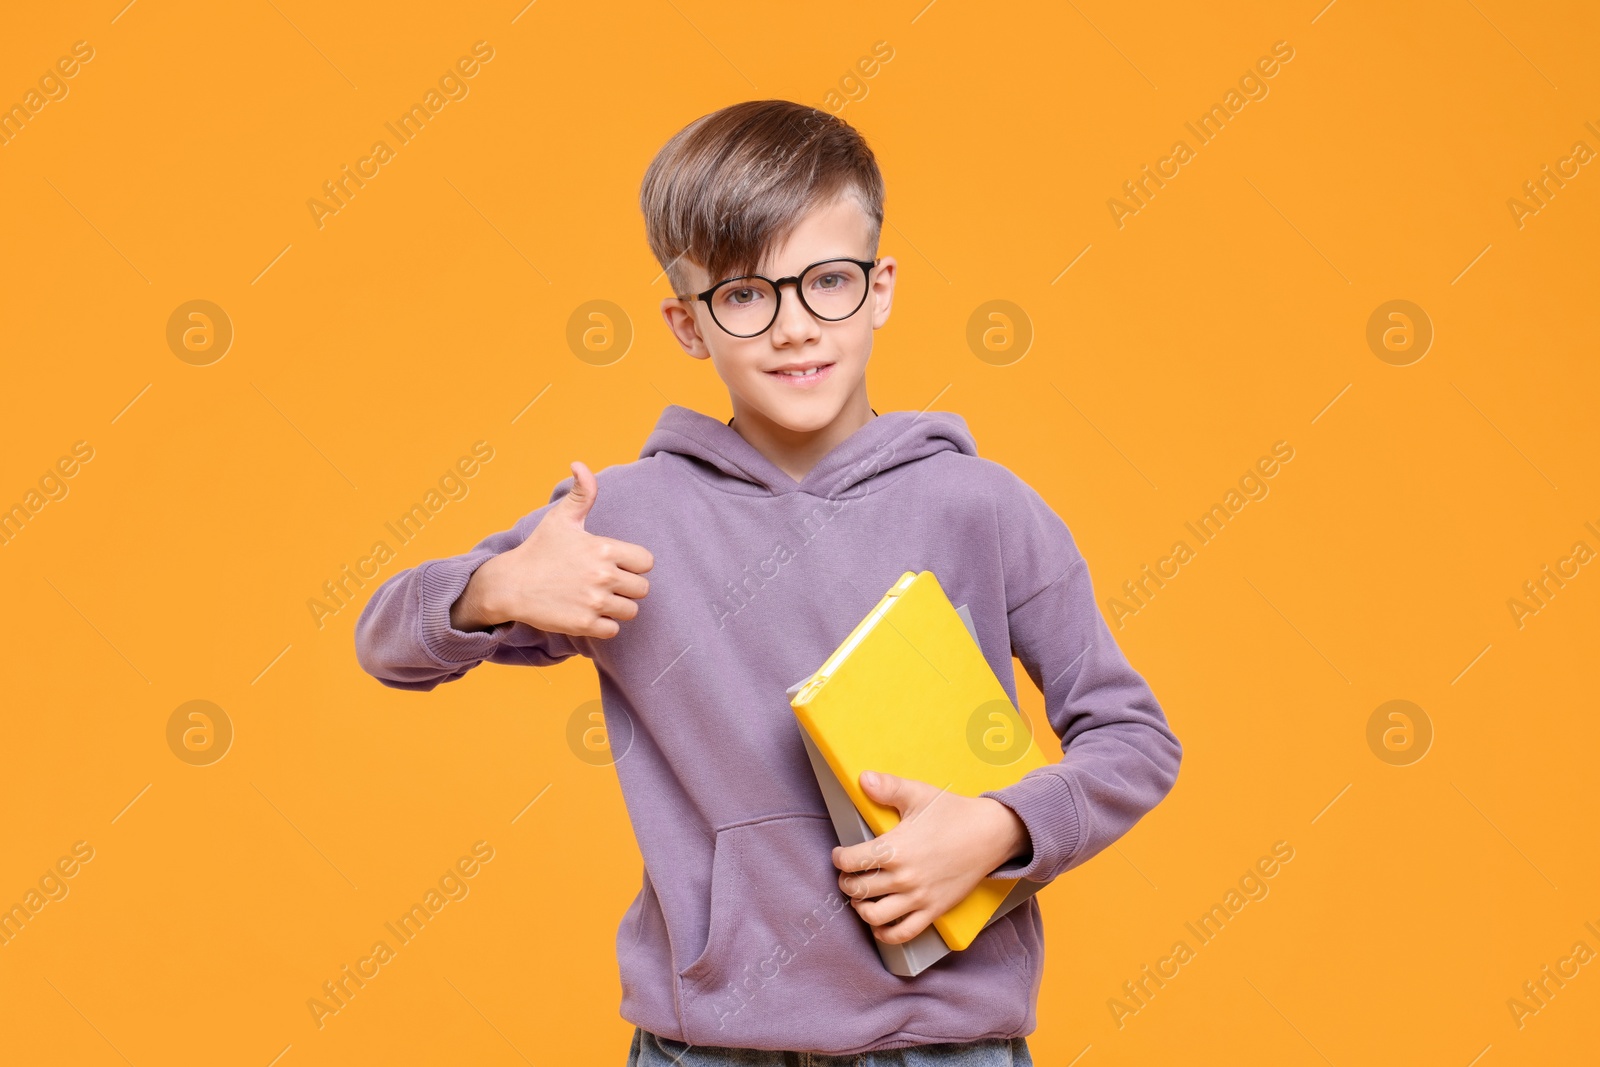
[862,771,879,789]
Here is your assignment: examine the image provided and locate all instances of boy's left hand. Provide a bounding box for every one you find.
[832,770,1030,944]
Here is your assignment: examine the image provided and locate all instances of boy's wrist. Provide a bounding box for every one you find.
[980,797,1032,870]
[450,558,505,633]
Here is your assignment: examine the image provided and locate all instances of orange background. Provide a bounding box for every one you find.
[2,1,1597,1063]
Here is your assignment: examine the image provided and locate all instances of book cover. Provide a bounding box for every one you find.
[788,570,1053,974]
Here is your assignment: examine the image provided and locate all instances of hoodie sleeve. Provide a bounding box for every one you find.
[353,493,587,692]
[977,474,1182,884]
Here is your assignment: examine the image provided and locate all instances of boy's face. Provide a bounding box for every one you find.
[659,195,896,437]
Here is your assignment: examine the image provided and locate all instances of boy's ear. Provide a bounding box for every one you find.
[659,298,712,359]
[868,255,897,330]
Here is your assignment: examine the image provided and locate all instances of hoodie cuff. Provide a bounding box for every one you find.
[417,557,516,665]
[979,772,1083,883]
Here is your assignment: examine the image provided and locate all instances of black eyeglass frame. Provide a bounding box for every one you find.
[674,256,881,338]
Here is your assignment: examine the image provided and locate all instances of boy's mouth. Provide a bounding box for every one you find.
[766,361,835,388]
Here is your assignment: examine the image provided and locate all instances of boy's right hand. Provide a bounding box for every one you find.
[449,461,654,639]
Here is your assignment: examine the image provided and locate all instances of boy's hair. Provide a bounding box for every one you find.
[640,99,885,297]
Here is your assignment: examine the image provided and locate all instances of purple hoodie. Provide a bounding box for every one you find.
[354,404,1181,1054]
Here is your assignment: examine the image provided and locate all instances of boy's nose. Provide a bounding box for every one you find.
[768,279,822,345]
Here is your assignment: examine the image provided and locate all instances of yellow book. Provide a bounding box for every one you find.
[790,570,1050,954]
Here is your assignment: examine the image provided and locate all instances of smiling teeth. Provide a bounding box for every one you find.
[778,367,821,376]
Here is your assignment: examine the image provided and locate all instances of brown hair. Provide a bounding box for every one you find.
[639,99,885,296]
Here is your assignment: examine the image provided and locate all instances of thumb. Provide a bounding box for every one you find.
[860,770,915,814]
[558,460,598,528]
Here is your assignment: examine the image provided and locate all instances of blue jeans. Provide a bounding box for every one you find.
[627,1026,1033,1066]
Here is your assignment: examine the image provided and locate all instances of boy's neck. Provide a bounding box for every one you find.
[726,391,877,484]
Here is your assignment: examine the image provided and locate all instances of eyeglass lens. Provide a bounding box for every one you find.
[710,260,869,337]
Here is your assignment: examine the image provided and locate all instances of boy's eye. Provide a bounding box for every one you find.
[725,287,761,305]
[812,273,845,290]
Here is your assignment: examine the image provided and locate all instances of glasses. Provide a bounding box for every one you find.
[675,257,879,338]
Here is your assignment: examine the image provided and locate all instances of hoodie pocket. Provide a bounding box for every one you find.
[675,812,856,1005]
[986,907,1032,990]
[617,866,655,953]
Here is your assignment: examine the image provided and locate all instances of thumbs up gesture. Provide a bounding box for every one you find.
[451,461,654,639]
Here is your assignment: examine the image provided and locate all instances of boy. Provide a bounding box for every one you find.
[354,99,1182,1063]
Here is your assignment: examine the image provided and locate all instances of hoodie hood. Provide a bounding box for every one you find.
[639,403,978,497]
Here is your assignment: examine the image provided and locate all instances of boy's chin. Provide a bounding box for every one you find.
[746,393,852,435]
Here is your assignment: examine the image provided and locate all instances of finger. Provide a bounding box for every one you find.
[875,908,934,945]
[833,838,897,874]
[860,770,929,816]
[580,615,622,639]
[839,865,903,900]
[607,569,650,601]
[558,461,598,528]
[855,892,917,930]
[596,592,641,622]
[599,537,654,575]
